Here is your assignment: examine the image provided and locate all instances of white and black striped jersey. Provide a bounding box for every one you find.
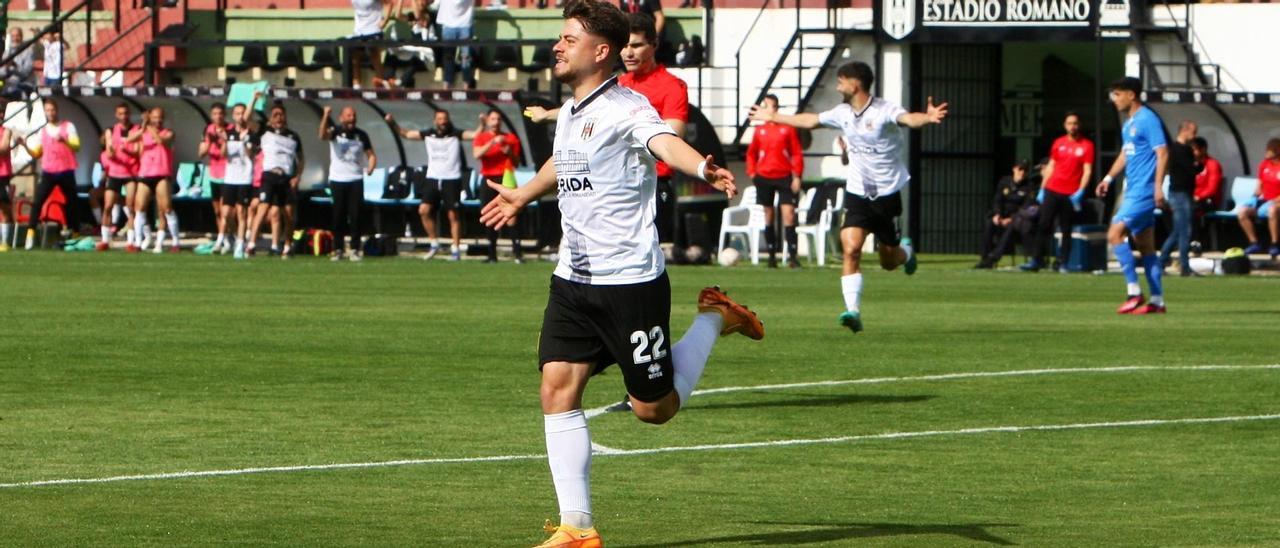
[423,127,465,180]
[327,126,372,182]
[551,77,676,285]
[258,126,302,176]
[818,97,909,199]
[223,128,256,185]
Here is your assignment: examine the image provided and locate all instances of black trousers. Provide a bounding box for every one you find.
[980,216,1034,264]
[1030,190,1075,265]
[330,181,363,252]
[28,170,80,231]
[479,182,521,259]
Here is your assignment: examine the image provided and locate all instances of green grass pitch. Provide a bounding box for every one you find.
[2,252,1278,546]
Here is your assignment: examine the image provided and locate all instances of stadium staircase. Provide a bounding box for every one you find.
[1133,0,1230,92]
[73,1,190,86]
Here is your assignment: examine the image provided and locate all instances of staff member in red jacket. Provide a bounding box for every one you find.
[1190,136,1221,252]
[1022,111,1094,272]
[525,13,689,243]
[747,93,804,268]
[474,108,523,263]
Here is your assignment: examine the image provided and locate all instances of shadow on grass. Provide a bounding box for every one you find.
[619,521,1018,546]
[692,393,935,412]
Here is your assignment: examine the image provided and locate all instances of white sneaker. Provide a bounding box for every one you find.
[424,246,439,260]
[448,251,461,262]
[350,252,363,262]
[331,252,343,262]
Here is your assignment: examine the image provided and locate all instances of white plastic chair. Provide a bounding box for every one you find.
[794,187,827,265]
[718,186,766,265]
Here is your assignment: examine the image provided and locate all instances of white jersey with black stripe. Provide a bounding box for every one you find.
[551,77,676,286]
[818,97,910,199]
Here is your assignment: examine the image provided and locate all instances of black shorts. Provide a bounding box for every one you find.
[107,177,134,194]
[842,191,902,247]
[258,171,295,207]
[209,181,224,201]
[754,176,798,207]
[138,176,167,189]
[0,176,10,202]
[538,273,674,403]
[222,184,252,206]
[418,177,463,211]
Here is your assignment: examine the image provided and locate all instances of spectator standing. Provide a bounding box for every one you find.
[41,29,61,86]
[1022,112,1094,272]
[620,0,664,37]
[1237,138,1280,260]
[1159,120,1198,276]
[1190,136,1221,251]
[975,160,1037,269]
[351,0,391,88]
[473,108,522,263]
[1,28,34,97]
[382,0,437,88]
[746,93,804,268]
[436,0,476,90]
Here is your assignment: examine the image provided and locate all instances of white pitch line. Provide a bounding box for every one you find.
[584,364,1280,418]
[4,412,1278,490]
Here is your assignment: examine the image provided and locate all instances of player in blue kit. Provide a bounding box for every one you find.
[1096,77,1169,315]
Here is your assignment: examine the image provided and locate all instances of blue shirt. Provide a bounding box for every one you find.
[1120,105,1166,212]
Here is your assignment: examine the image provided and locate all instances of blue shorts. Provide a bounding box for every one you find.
[1248,198,1273,219]
[1113,207,1156,234]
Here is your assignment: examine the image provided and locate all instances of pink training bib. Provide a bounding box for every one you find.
[40,121,78,173]
[106,124,139,178]
[138,128,174,178]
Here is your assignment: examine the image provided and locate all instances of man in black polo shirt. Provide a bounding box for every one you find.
[1159,120,1198,276]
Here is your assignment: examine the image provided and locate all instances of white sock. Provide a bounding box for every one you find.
[156,229,167,249]
[1,223,10,245]
[165,212,179,245]
[1126,282,1142,297]
[672,312,724,407]
[25,227,34,249]
[544,410,592,529]
[100,224,111,241]
[215,233,225,247]
[112,204,123,224]
[841,273,864,313]
[134,213,148,244]
[1150,295,1165,306]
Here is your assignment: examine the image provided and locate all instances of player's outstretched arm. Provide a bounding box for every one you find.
[748,105,820,129]
[480,157,557,228]
[896,96,948,129]
[648,133,736,199]
[523,106,560,124]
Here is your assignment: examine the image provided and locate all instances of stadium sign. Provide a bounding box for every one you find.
[875,0,1138,42]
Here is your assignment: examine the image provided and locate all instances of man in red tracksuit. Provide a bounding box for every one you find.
[746,93,805,268]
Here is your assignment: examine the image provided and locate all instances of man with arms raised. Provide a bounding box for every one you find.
[481,2,763,545]
[749,61,947,333]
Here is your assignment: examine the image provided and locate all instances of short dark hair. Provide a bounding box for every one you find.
[836,62,875,92]
[763,94,780,107]
[1013,158,1030,172]
[1191,136,1208,151]
[434,108,451,119]
[563,0,629,59]
[42,97,57,108]
[1111,76,1142,95]
[115,102,130,112]
[1267,138,1280,159]
[1064,110,1079,121]
[627,12,657,45]
[270,101,286,113]
[211,103,226,112]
